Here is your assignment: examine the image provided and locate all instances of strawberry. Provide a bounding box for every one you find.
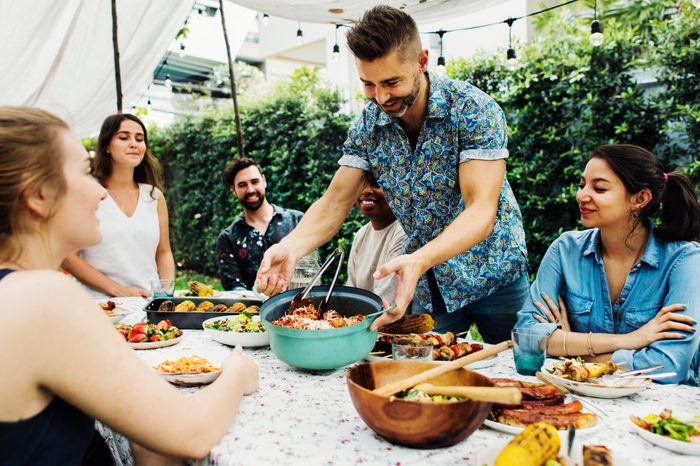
[128,328,146,341]
[128,334,147,343]
[148,335,160,342]
[156,320,171,332]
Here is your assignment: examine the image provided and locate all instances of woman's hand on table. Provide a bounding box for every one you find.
[623,304,695,349]
[223,346,259,395]
[255,243,296,296]
[111,284,150,298]
[533,293,571,332]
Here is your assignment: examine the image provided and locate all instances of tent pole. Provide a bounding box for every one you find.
[218,0,246,158]
[110,0,123,113]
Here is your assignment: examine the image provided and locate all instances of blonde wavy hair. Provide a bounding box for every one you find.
[0,106,69,261]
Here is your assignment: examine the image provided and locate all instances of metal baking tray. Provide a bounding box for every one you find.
[144,297,262,329]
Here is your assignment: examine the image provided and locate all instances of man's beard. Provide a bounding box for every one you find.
[375,70,422,118]
[239,192,264,211]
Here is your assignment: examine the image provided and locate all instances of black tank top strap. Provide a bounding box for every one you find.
[0,268,16,281]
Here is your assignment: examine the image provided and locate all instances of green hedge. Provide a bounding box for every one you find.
[152,69,360,279]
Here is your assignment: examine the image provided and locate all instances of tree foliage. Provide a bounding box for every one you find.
[449,3,698,270]
[152,69,358,277]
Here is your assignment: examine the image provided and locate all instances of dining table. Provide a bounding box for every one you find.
[101,297,699,466]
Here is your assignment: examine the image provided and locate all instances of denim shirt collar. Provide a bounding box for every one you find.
[376,71,449,127]
[582,225,662,269]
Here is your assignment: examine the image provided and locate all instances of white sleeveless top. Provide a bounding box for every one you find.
[80,183,161,298]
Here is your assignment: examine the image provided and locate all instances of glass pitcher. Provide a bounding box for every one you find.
[288,250,320,290]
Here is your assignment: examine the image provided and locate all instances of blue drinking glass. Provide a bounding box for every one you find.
[511,327,550,376]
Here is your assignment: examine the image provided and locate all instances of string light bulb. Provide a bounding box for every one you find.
[590,0,604,46]
[178,42,185,58]
[262,13,270,26]
[164,74,173,90]
[505,18,518,71]
[436,30,446,75]
[506,48,518,71]
[332,25,341,62]
[297,21,303,45]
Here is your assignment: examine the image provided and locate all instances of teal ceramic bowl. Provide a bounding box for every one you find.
[260,285,382,370]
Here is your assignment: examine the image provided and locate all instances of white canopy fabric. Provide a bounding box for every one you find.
[230,0,511,24]
[0,0,195,137]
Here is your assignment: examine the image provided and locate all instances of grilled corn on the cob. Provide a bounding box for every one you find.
[494,422,560,466]
[227,302,246,313]
[174,300,196,312]
[188,281,215,297]
[195,301,214,313]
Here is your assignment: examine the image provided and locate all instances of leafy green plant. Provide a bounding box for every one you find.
[152,69,360,282]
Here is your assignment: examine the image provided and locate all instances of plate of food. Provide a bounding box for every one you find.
[540,358,651,398]
[478,423,628,466]
[629,409,700,455]
[115,320,183,349]
[203,313,268,347]
[99,300,131,323]
[152,355,222,386]
[366,332,497,369]
[483,378,604,437]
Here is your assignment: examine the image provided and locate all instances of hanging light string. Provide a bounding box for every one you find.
[332,24,341,61]
[436,30,446,74]
[590,0,604,46]
[330,0,583,65]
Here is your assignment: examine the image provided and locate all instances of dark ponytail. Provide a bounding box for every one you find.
[656,171,700,242]
[590,144,700,242]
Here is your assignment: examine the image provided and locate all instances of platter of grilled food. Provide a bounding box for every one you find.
[366,314,496,369]
[483,378,606,437]
[540,358,652,398]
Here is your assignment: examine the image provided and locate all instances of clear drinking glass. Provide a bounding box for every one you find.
[151,279,176,298]
[511,327,550,376]
[392,339,434,361]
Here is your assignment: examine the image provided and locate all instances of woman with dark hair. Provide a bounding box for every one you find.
[62,114,174,298]
[0,106,259,464]
[516,144,700,385]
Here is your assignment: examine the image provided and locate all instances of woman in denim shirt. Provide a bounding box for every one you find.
[516,144,700,385]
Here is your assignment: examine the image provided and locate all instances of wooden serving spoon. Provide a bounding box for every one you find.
[412,383,522,404]
[373,340,513,397]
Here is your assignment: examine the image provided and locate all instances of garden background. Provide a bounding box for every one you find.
[87,2,699,288]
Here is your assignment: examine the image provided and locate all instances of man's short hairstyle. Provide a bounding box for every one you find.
[346,5,421,62]
[222,157,264,186]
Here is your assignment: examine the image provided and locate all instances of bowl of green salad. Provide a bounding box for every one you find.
[202,313,269,348]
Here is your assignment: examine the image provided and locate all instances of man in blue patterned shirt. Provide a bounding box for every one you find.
[256,5,529,342]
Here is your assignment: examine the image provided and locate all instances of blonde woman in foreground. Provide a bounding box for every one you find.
[0,107,259,465]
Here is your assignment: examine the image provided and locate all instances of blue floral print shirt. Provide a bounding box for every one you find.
[338,72,528,312]
[515,227,700,386]
[217,204,303,290]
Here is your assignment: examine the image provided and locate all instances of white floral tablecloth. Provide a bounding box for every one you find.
[103,298,699,466]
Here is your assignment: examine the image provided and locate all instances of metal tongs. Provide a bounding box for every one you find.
[287,248,344,313]
[616,364,676,380]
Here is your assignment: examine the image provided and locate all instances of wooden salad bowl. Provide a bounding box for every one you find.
[346,360,494,449]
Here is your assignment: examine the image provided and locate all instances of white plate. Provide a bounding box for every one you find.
[129,335,183,350]
[477,438,630,466]
[484,408,606,437]
[174,289,222,298]
[202,316,269,347]
[157,370,221,386]
[540,362,651,398]
[629,418,700,455]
